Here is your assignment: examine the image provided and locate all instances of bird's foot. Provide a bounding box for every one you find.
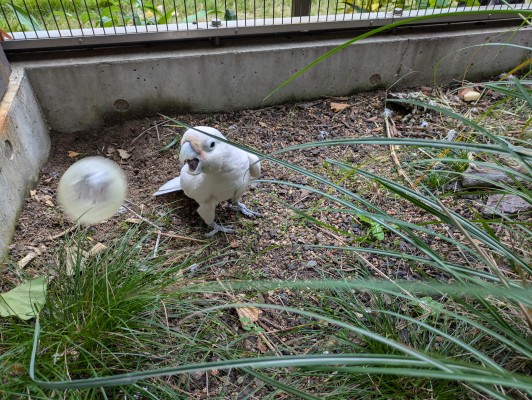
[235,202,262,218]
[205,222,235,237]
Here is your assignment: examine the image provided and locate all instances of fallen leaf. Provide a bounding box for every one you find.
[88,242,107,256]
[125,217,142,224]
[236,306,262,330]
[29,190,37,200]
[42,195,54,207]
[67,151,80,158]
[0,276,47,320]
[65,245,89,276]
[330,102,350,112]
[420,86,433,95]
[365,116,379,123]
[106,146,116,155]
[259,121,267,128]
[118,149,131,160]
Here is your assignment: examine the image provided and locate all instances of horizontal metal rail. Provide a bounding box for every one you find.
[1,1,530,51]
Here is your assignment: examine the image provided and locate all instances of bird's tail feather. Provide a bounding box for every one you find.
[153,176,182,196]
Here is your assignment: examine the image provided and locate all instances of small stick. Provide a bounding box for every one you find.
[17,248,41,268]
[45,226,77,242]
[123,204,207,243]
[384,110,416,190]
[131,120,168,144]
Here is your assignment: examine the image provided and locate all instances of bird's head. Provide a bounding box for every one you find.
[179,126,227,176]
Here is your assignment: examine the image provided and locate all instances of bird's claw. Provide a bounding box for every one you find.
[205,222,234,237]
[235,202,262,218]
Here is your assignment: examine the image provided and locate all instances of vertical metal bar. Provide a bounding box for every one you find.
[223,0,228,27]
[253,0,256,25]
[171,0,179,29]
[214,0,219,25]
[244,0,247,26]
[92,0,105,30]
[82,0,96,35]
[161,0,169,29]
[183,0,190,30]
[45,0,62,37]
[70,0,86,35]
[193,0,199,29]
[128,0,139,32]
[0,4,16,38]
[106,1,118,33]
[317,0,321,20]
[116,0,129,33]
[203,0,208,28]
[9,1,28,38]
[138,0,149,32]
[33,0,51,38]
[58,0,74,36]
[19,0,40,37]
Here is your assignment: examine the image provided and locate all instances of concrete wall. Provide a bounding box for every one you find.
[0,69,50,255]
[18,25,531,133]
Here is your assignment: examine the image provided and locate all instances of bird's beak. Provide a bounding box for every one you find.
[180,141,202,175]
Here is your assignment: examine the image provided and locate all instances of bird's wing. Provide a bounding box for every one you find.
[153,176,182,196]
[247,153,261,179]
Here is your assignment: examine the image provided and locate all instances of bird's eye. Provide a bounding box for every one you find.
[210,141,215,148]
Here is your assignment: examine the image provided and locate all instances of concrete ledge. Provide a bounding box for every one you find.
[0,69,50,256]
[16,25,531,133]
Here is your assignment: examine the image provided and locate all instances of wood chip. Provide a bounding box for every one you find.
[330,102,350,112]
[118,149,131,160]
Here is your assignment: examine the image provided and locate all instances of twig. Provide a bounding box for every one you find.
[45,226,78,242]
[131,120,168,144]
[384,111,416,190]
[123,204,207,243]
[17,248,41,268]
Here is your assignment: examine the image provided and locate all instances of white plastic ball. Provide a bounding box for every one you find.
[57,156,127,225]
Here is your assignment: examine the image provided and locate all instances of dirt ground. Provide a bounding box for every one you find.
[3,87,495,288]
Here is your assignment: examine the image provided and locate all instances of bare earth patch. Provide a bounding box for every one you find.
[5,87,492,284]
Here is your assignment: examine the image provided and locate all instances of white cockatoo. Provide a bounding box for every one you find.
[153,126,261,236]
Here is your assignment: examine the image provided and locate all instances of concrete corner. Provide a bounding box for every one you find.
[0,68,50,257]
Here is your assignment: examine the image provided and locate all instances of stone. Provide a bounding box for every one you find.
[482,194,531,216]
[462,166,524,188]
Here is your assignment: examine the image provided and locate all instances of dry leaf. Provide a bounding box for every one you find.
[29,190,37,200]
[65,246,86,276]
[88,242,107,256]
[330,102,350,112]
[420,86,433,95]
[125,217,142,224]
[67,151,80,158]
[42,195,54,207]
[118,149,131,160]
[236,306,261,329]
[259,121,267,128]
[106,146,116,156]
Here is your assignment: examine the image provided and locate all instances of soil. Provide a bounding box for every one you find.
[4,87,501,286]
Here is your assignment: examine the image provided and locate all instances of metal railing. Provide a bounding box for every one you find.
[0,0,530,50]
